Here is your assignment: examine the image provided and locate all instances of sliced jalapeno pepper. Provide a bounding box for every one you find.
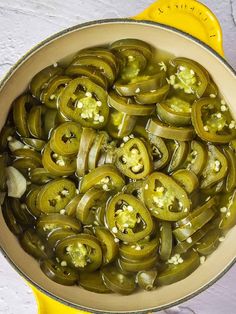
[2,198,24,235]
[191,98,236,143]
[119,238,158,261]
[65,65,108,90]
[25,187,41,217]
[0,154,7,191]
[144,172,190,221]
[65,194,83,217]
[223,147,236,193]
[55,234,102,272]
[111,38,152,60]
[137,270,158,291]
[13,148,42,165]
[0,125,15,152]
[47,228,76,248]
[40,259,79,286]
[106,193,153,242]
[119,254,157,273]
[76,187,108,225]
[168,57,209,97]
[203,79,218,97]
[10,198,35,226]
[159,221,172,261]
[94,226,119,264]
[36,178,76,213]
[80,270,112,293]
[59,77,109,128]
[122,180,145,202]
[167,140,189,173]
[148,133,169,170]
[79,164,125,194]
[87,131,110,170]
[108,91,155,116]
[76,127,96,177]
[157,250,200,286]
[29,168,56,185]
[22,138,46,151]
[13,94,32,137]
[195,228,222,256]
[200,144,228,189]
[101,264,136,295]
[37,214,81,236]
[173,197,217,241]
[50,122,82,156]
[30,65,63,99]
[20,229,51,260]
[106,108,137,138]
[115,138,152,180]
[219,190,236,231]
[44,109,58,137]
[42,143,76,176]
[182,140,208,176]
[41,76,71,109]
[157,97,192,126]
[146,118,195,141]
[135,84,170,105]
[172,169,199,194]
[115,72,165,97]
[28,105,45,139]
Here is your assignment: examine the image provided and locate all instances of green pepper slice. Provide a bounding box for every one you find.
[28,105,45,139]
[148,133,169,170]
[13,148,42,165]
[76,187,108,225]
[172,169,199,194]
[167,140,189,173]
[157,250,200,286]
[191,98,236,143]
[79,164,125,194]
[44,109,58,137]
[25,187,41,217]
[0,125,15,152]
[157,97,192,126]
[223,147,236,193]
[40,259,79,286]
[137,270,158,291]
[71,55,116,85]
[159,221,172,261]
[55,234,102,272]
[195,228,222,256]
[42,143,76,176]
[119,238,158,261]
[182,140,208,176]
[119,254,157,273]
[2,198,24,235]
[20,229,51,260]
[173,197,217,241]
[76,127,96,177]
[115,138,152,180]
[106,109,137,138]
[168,57,209,97]
[41,76,71,109]
[111,38,152,60]
[144,172,190,221]
[47,228,76,248]
[146,118,195,141]
[13,94,32,137]
[79,271,112,293]
[36,178,76,213]
[30,65,63,99]
[50,122,82,156]
[10,198,36,226]
[59,77,109,128]
[101,264,136,295]
[200,144,228,189]
[115,72,165,97]
[22,138,46,151]
[122,180,145,202]
[106,193,153,242]
[135,84,170,105]
[65,65,108,90]
[219,190,236,231]
[87,131,110,170]
[108,91,155,116]
[37,214,81,237]
[94,226,119,264]
[29,168,56,185]
[203,79,218,97]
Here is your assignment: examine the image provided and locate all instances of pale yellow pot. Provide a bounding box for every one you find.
[0,0,235,313]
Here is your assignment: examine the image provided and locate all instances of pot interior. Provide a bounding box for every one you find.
[0,20,236,313]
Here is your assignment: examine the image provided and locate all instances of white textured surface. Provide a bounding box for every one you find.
[0,1,236,313]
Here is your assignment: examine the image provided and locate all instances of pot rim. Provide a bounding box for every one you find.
[0,18,236,314]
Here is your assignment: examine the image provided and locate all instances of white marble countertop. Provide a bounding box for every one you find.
[0,0,236,313]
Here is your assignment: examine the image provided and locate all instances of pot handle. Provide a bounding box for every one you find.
[31,285,90,314]
[133,0,224,56]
